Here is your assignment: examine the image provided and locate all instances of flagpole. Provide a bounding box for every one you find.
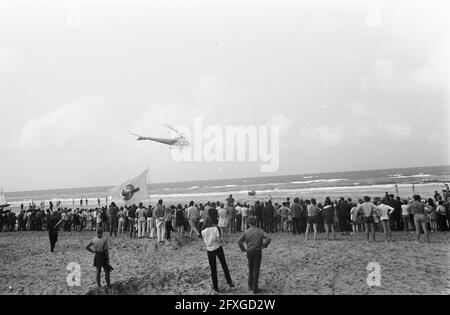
[146,166,150,205]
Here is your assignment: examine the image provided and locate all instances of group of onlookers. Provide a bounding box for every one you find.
[2,190,450,243]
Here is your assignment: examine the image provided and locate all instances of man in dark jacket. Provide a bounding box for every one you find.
[263,201,274,233]
[48,212,61,252]
[238,217,271,294]
[291,198,303,235]
[108,202,119,237]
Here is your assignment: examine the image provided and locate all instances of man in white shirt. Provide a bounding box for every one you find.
[187,201,200,238]
[201,217,234,292]
[376,200,394,242]
[136,203,146,238]
[241,204,249,231]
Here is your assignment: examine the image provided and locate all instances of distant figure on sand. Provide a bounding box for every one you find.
[154,199,168,244]
[406,195,433,243]
[357,196,378,242]
[201,217,235,293]
[217,203,229,242]
[86,228,111,290]
[47,212,60,252]
[238,216,271,294]
[226,194,235,207]
[375,200,394,242]
[187,201,201,238]
[305,199,320,241]
[322,197,336,240]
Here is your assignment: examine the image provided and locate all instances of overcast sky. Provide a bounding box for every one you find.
[0,0,449,192]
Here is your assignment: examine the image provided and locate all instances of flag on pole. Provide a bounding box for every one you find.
[0,187,10,208]
[108,170,149,205]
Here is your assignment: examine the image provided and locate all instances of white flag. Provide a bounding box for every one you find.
[0,187,10,207]
[108,170,148,205]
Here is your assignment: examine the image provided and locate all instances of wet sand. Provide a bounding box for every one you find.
[1,230,449,295]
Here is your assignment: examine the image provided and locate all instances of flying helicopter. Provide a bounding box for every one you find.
[131,124,190,149]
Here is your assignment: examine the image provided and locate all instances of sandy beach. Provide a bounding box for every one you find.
[1,230,449,295]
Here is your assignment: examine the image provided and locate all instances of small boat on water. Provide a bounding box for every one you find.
[0,187,10,209]
[248,190,256,196]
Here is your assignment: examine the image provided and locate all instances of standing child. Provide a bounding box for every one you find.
[85,228,111,290]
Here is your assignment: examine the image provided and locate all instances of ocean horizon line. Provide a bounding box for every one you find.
[5,164,449,194]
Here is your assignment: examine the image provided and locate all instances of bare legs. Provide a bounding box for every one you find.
[96,266,111,288]
[220,226,228,243]
[305,223,317,241]
[414,216,430,243]
[381,220,392,242]
[324,223,336,241]
[364,223,376,242]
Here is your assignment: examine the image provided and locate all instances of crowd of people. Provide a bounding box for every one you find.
[2,190,450,242]
[1,188,450,293]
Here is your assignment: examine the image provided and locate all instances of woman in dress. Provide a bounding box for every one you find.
[175,204,185,238]
[201,217,235,293]
[86,228,111,290]
[217,203,229,243]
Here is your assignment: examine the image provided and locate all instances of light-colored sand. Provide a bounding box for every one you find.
[1,230,449,295]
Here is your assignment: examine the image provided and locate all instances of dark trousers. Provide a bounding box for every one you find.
[256,215,263,228]
[292,217,301,234]
[236,215,242,232]
[229,217,236,233]
[49,232,58,252]
[264,222,273,233]
[165,220,174,239]
[207,247,232,291]
[247,249,262,292]
[437,214,448,231]
[129,219,136,238]
[109,218,118,236]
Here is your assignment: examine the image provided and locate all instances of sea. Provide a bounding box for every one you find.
[4,165,450,211]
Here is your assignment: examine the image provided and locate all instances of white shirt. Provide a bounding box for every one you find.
[401,204,409,216]
[201,227,222,252]
[377,204,394,221]
[350,206,358,221]
[241,207,249,217]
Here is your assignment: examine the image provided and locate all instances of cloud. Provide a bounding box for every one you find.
[298,125,344,146]
[0,46,22,70]
[193,75,226,110]
[266,114,291,135]
[383,122,411,142]
[313,126,344,146]
[18,98,112,151]
[411,40,449,89]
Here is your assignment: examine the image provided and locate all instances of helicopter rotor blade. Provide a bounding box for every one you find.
[164,124,181,134]
[164,124,186,137]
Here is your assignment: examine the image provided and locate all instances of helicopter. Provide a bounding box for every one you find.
[131,124,190,149]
